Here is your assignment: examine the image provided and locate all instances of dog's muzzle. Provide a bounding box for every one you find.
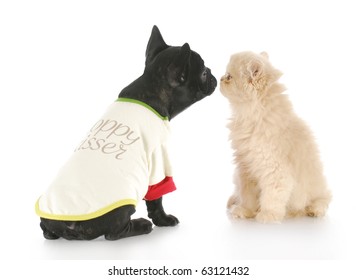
[206,70,217,95]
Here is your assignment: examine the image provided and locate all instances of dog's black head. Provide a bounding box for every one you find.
[119,26,217,120]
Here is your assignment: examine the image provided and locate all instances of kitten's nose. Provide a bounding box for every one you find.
[221,73,231,82]
[220,74,227,82]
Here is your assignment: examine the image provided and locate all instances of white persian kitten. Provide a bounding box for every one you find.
[220,51,331,223]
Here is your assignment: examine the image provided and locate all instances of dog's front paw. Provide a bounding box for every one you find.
[256,211,284,224]
[152,214,179,227]
[146,197,179,227]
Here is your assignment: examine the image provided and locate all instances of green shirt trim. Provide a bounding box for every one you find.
[116,97,169,121]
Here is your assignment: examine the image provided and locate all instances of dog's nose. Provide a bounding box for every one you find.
[211,76,217,89]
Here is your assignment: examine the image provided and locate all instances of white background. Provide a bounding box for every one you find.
[1,0,355,278]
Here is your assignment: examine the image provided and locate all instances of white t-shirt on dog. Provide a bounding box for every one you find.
[35,98,176,221]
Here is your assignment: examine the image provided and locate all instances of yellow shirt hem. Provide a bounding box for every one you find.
[35,198,137,221]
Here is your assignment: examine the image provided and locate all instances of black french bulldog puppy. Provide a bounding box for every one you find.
[37,26,217,240]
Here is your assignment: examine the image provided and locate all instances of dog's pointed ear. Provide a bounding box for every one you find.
[145,25,168,65]
[175,43,191,69]
[168,43,191,86]
[247,59,264,81]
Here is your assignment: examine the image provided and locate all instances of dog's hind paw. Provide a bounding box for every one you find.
[43,231,60,240]
[105,218,153,240]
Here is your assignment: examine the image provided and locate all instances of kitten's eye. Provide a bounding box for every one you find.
[226,73,232,81]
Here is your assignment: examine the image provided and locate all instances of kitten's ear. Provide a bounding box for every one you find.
[145,25,168,65]
[260,51,269,59]
[247,59,264,80]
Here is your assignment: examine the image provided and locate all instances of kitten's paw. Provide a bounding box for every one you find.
[227,195,239,209]
[306,204,327,217]
[230,205,256,219]
[256,211,284,224]
[306,196,330,217]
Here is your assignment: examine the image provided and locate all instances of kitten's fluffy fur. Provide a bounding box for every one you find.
[220,51,331,223]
